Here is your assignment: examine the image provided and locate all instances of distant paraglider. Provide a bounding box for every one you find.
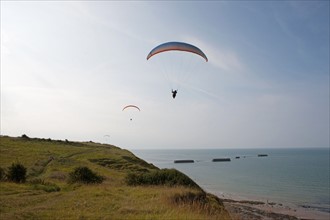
[147,41,208,99]
[122,105,140,121]
[122,105,140,111]
[103,135,110,144]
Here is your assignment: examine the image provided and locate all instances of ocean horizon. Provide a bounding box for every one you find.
[132,147,330,214]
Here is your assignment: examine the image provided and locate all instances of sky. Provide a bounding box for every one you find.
[1,1,329,149]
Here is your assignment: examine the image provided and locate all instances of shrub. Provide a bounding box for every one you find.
[125,168,201,189]
[68,166,104,184]
[7,162,27,183]
[21,134,29,139]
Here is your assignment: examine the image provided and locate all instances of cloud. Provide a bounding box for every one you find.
[207,46,244,72]
[182,36,245,73]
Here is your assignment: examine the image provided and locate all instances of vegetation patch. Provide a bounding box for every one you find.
[18,134,85,147]
[89,156,157,172]
[29,178,61,192]
[29,157,54,177]
[172,191,208,205]
[6,162,27,183]
[125,168,201,189]
[121,156,157,170]
[68,166,104,184]
[171,191,228,216]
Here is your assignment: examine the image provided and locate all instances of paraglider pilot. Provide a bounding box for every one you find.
[172,89,177,99]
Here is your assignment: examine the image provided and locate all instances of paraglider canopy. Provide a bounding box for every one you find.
[122,105,140,111]
[147,41,208,62]
[122,105,140,121]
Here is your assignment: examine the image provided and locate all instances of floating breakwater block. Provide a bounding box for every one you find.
[212,158,231,162]
[174,160,194,163]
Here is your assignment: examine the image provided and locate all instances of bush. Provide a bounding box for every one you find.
[21,134,29,139]
[68,166,104,184]
[125,168,201,189]
[7,162,27,183]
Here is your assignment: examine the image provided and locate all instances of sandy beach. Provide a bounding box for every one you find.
[219,196,329,220]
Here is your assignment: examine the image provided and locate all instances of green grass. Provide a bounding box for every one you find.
[0,135,231,219]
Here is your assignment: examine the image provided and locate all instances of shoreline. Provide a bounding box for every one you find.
[132,149,330,219]
[214,192,329,220]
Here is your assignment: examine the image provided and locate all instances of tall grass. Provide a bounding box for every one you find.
[170,191,229,217]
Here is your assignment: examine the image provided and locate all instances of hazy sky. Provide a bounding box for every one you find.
[1,1,329,149]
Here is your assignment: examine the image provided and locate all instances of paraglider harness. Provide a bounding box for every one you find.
[172,89,178,99]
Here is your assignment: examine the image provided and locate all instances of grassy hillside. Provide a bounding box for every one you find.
[0,135,230,219]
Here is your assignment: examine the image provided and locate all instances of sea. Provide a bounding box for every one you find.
[131,148,330,214]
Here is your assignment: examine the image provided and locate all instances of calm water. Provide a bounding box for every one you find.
[132,148,330,213]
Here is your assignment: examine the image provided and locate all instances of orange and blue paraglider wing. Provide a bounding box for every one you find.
[147,42,208,62]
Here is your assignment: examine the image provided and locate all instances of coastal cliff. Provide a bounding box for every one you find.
[0,135,230,219]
